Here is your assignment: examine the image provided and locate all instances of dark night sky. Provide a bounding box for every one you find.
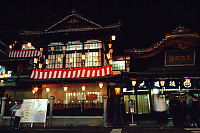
[1,0,200,50]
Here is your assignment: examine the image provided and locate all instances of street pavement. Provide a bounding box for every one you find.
[0,127,197,133]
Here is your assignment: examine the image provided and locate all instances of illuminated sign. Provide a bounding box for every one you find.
[165,49,195,66]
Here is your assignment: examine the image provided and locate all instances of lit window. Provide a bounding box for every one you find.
[112,61,126,70]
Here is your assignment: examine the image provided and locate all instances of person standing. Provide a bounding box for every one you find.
[12,100,23,129]
[169,95,184,127]
[186,93,194,126]
[153,94,168,128]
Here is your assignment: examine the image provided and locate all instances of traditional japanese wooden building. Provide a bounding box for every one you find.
[0,10,132,126]
[124,25,200,117]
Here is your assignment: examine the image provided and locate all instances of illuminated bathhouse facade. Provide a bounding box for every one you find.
[1,10,132,126]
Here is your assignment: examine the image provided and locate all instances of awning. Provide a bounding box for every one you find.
[9,49,40,58]
[30,65,112,79]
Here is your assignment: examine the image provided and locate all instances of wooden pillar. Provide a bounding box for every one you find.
[103,95,108,127]
[0,97,7,127]
[49,96,55,127]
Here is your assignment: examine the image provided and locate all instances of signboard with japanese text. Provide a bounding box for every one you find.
[150,80,162,89]
[165,79,180,89]
[20,99,48,124]
[135,80,149,90]
[165,49,195,66]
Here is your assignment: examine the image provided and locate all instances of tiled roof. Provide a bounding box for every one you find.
[124,26,200,55]
[20,10,121,35]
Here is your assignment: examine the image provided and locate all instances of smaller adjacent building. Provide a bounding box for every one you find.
[123,25,200,117]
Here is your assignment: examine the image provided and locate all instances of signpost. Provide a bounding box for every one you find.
[20,99,48,128]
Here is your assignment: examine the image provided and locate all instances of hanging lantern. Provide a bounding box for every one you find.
[160,80,165,87]
[82,54,86,60]
[40,48,43,52]
[27,42,31,48]
[39,63,43,69]
[94,56,98,62]
[46,88,50,92]
[111,35,116,41]
[63,86,68,92]
[99,82,103,89]
[57,57,62,62]
[51,47,55,51]
[22,45,26,49]
[115,87,120,95]
[109,49,113,53]
[108,43,112,48]
[106,53,110,59]
[32,89,36,94]
[99,44,102,49]
[34,58,38,64]
[74,45,78,50]
[69,57,73,63]
[62,46,66,51]
[82,85,86,91]
[45,59,49,64]
[34,87,39,92]
[132,80,137,87]
[184,77,191,88]
[86,44,90,49]
[109,59,113,65]
[9,45,12,49]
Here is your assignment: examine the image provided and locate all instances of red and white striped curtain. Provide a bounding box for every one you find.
[9,49,40,58]
[30,65,112,79]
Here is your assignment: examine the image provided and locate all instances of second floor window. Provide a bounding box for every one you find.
[112,61,126,71]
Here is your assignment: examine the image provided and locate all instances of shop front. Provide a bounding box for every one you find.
[123,26,200,121]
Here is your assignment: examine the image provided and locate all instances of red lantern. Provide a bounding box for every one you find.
[86,44,90,49]
[108,44,112,48]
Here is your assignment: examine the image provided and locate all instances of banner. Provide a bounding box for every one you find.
[20,99,48,123]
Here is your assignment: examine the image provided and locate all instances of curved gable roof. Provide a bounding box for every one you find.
[124,26,200,58]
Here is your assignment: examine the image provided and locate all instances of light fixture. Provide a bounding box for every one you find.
[115,87,121,95]
[45,59,49,64]
[63,86,68,92]
[99,82,103,89]
[39,63,43,69]
[57,57,62,62]
[109,49,113,53]
[9,45,12,49]
[46,88,50,92]
[109,59,113,65]
[22,45,26,49]
[108,43,112,48]
[94,56,98,62]
[86,44,90,49]
[51,47,55,51]
[132,80,137,87]
[160,80,165,87]
[32,89,36,94]
[82,85,86,91]
[34,87,39,92]
[40,48,43,52]
[34,58,38,64]
[69,57,73,63]
[82,54,86,60]
[62,46,66,51]
[27,42,31,47]
[99,44,102,49]
[74,45,78,50]
[111,35,116,41]
[106,53,110,59]
[184,77,191,88]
